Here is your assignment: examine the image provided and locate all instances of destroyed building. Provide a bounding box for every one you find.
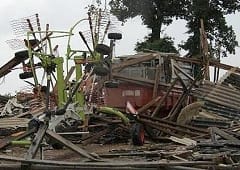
[0,5,239,170]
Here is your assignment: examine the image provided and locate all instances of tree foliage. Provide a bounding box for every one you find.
[135,36,178,53]
[109,0,240,57]
[181,0,240,57]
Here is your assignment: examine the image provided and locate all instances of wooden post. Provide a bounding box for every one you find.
[200,19,210,80]
[152,65,161,99]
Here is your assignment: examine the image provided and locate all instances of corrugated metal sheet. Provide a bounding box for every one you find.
[192,71,240,120]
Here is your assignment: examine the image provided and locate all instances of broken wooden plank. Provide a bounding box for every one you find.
[173,63,194,81]
[0,118,29,128]
[169,136,197,146]
[152,78,179,117]
[167,73,201,121]
[168,166,206,170]
[140,114,208,134]
[0,155,215,167]
[0,51,29,78]
[13,106,45,118]
[137,96,161,114]
[139,118,204,137]
[46,130,98,161]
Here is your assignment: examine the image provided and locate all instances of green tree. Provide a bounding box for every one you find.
[181,0,240,57]
[109,0,190,41]
[109,0,240,57]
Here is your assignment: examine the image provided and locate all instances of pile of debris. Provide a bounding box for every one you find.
[0,51,239,170]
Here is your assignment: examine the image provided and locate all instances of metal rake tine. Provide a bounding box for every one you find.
[35,13,44,53]
[88,11,96,49]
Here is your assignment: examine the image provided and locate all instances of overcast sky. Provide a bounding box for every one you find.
[0,0,239,94]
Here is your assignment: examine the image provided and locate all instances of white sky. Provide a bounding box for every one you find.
[0,0,239,94]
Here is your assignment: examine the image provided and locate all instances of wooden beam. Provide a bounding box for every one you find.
[140,114,208,134]
[160,54,240,74]
[137,96,161,114]
[152,78,179,117]
[0,53,28,78]
[200,19,210,80]
[112,53,159,71]
[173,63,194,81]
[152,65,161,99]
[46,130,98,161]
[0,155,215,168]
[168,74,200,121]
